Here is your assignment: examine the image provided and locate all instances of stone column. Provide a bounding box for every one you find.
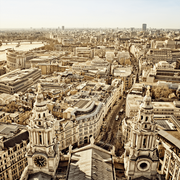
[152,135,156,149]
[131,133,134,147]
[133,133,136,148]
[165,155,172,180]
[146,135,150,149]
[149,135,152,149]
[37,132,39,145]
[49,132,52,144]
[141,135,144,148]
[29,131,32,143]
[176,168,180,180]
[33,131,36,145]
[151,136,156,149]
[137,135,141,149]
[42,132,44,145]
[161,151,167,174]
[136,135,139,148]
[172,163,179,180]
[45,132,48,145]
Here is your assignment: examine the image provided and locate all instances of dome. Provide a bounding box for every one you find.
[91,56,105,64]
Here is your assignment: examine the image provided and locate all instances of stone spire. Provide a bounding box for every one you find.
[141,85,153,110]
[124,86,159,180]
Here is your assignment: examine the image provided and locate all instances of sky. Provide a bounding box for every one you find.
[0,0,180,29]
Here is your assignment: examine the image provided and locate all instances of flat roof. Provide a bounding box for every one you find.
[152,102,175,109]
[0,68,39,83]
[158,129,180,149]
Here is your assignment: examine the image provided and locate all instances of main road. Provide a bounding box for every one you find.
[96,96,126,147]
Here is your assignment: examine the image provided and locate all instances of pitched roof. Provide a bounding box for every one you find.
[67,144,115,180]
[4,131,29,148]
[28,172,52,180]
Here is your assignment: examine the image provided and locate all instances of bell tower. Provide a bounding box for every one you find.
[124,86,159,180]
[26,83,59,177]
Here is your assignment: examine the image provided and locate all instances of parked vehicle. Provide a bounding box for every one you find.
[119,109,124,113]
[116,115,119,121]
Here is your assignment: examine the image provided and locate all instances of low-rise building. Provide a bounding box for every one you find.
[146,48,180,64]
[6,49,34,70]
[0,124,28,180]
[75,47,94,58]
[72,56,110,75]
[112,65,133,90]
[145,61,180,83]
[0,68,41,94]
[126,93,180,119]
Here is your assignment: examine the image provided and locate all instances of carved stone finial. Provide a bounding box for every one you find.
[146,86,150,96]
[111,146,115,156]
[69,144,73,154]
[38,83,41,93]
[90,136,95,145]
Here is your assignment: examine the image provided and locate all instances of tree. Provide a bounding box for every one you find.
[125,58,131,65]
[119,57,125,65]
[95,49,106,58]
[151,86,172,99]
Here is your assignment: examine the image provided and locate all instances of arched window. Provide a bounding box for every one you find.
[39,131,42,144]
[38,121,41,126]
[38,114,40,118]
[143,137,146,148]
[43,113,45,117]
[145,117,148,121]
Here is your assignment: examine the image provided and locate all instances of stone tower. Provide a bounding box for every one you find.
[124,86,159,180]
[22,83,59,179]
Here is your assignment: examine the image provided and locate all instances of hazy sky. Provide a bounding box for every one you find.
[0,0,180,29]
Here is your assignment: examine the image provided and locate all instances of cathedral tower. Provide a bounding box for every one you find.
[124,86,159,180]
[21,84,59,179]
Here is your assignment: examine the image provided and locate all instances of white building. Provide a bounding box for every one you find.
[123,87,162,179]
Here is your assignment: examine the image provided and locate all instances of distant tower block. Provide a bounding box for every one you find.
[142,24,147,31]
[62,26,64,30]
[131,27,134,31]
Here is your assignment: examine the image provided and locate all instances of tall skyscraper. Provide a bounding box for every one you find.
[62,26,64,30]
[142,23,147,31]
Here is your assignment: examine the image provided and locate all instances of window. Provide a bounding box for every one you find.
[39,131,42,144]
[145,117,148,121]
[143,137,146,148]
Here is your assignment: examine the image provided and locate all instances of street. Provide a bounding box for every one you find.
[96,96,126,149]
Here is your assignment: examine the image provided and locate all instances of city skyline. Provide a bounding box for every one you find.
[0,0,180,29]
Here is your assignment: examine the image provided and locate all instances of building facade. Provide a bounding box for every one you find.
[0,124,29,180]
[0,68,41,94]
[20,84,59,180]
[123,86,160,179]
[6,49,34,70]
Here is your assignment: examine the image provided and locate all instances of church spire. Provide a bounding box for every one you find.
[141,85,153,110]
[123,86,159,180]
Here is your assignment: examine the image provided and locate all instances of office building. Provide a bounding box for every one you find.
[142,23,147,31]
[0,124,28,180]
[0,68,41,94]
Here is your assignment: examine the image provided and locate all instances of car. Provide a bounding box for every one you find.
[116,115,119,121]
[119,109,124,113]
